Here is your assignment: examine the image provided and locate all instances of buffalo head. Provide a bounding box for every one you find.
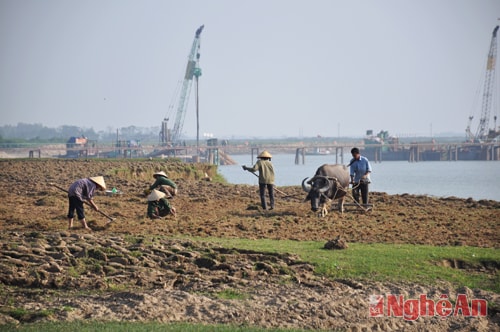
[302,175,331,212]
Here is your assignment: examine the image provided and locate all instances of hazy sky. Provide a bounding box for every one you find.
[1,0,499,139]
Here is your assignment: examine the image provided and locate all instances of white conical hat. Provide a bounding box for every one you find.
[153,171,168,178]
[147,189,166,201]
[89,176,106,190]
[258,150,272,158]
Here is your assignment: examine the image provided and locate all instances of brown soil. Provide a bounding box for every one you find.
[0,159,499,331]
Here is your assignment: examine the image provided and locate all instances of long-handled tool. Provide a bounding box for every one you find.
[247,172,289,196]
[50,183,116,223]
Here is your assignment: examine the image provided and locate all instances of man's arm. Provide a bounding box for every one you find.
[243,162,259,172]
[149,179,160,190]
[362,159,372,179]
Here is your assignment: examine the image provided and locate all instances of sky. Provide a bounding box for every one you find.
[1,0,500,139]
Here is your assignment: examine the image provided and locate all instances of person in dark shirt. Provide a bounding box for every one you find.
[149,171,177,198]
[147,189,176,219]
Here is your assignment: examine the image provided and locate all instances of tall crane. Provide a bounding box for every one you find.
[466,25,499,142]
[161,25,204,145]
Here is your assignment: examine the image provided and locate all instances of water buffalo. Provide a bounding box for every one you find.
[302,164,350,217]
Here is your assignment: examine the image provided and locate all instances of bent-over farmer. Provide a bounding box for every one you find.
[149,171,177,198]
[67,176,106,230]
[147,189,176,219]
[242,150,275,210]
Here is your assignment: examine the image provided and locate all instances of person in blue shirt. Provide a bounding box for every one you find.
[349,147,372,205]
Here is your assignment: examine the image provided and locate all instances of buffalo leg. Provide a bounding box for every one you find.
[338,196,345,215]
[320,204,328,217]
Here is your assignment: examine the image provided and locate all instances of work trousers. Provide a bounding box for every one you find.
[67,196,85,220]
[259,183,274,210]
[352,182,369,205]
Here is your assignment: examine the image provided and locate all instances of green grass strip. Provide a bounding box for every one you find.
[202,238,500,293]
[0,321,325,332]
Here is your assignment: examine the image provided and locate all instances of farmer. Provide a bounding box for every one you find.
[242,150,275,210]
[67,176,106,230]
[149,171,177,198]
[348,147,372,205]
[147,189,176,219]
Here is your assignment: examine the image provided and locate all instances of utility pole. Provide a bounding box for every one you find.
[195,74,200,155]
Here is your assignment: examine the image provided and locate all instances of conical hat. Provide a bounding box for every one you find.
[258,150,272,158]
[153,171,168,178]
[89,176,106,190]
[147,189,166,201]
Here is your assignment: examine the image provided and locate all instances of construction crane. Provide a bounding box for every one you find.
[466,25,499,142]
[160,25,204,145]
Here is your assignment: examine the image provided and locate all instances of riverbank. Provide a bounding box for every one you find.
[0,159,499,330]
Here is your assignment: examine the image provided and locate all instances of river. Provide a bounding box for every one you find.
[218,154,500,201]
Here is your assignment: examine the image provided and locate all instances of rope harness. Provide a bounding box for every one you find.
[318,177,370,213]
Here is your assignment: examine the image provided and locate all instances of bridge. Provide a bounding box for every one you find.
[0,141,499,163]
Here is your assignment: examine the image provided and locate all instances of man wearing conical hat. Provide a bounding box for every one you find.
[147,189,176,219]
[149,171,178,198]
[242,150,275,210]
[67,176,106,230]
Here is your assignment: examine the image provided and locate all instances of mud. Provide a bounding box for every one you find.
[0,159,499,331]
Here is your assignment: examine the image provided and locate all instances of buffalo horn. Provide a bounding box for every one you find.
[314,175,331,193]
[301,177,311,192]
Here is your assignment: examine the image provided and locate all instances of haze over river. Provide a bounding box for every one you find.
[218,154,500,201]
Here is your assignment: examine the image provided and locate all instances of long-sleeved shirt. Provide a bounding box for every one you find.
[349,156,372,182]
[149,176,177,191]
[246,159,275,184]
[68,178,97,201]
[147,198,172,217]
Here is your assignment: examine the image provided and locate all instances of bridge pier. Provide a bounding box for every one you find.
[251,148,259,165]
[334,147,344,164]
[207,148,219,165]
[295,148,305,165]
[28,150,41,158]
[408,145,421,162]
[494,145,500,160]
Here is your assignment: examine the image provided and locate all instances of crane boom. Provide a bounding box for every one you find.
[169,25,204,144]
[468,25,499,142]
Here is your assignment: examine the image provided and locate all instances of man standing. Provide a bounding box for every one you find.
[242,150,275,210]
[349,147,372,205]
[67,176,106,230]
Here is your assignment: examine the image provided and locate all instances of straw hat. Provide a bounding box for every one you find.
[147,189,166,201]
[89,176,106,190]
[153,171,168,178]
[258,150,272,159]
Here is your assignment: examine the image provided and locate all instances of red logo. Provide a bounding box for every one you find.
[369,294,487,321]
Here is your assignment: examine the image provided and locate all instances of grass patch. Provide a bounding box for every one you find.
[129,249,143,258]
[0,321,323,332]
[200,238,500,292]
[1,307,54,322]
[215,288,250,300]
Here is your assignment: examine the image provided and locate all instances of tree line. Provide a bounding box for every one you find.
[0,123,161,144]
